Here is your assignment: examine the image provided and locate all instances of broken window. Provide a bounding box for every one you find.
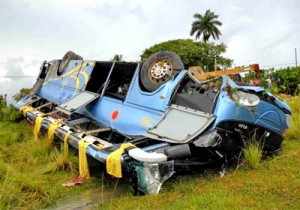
[171,76,222,113]
[104,62,137,101]
[85,62,113,93]
[85,62,137,101]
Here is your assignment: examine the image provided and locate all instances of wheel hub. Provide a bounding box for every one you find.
[150,59,173,82]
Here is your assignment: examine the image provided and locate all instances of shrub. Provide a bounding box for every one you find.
[271,67,300,95]
[0,105,23,122]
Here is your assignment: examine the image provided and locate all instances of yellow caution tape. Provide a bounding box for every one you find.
[20,105,34,117]
[47,121,62,142]
[33,116,44,140]
[106,143,135,178]
[63,131,73,158]
[78,140,92,179]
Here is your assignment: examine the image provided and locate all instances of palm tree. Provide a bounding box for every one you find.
[190,9,222,43]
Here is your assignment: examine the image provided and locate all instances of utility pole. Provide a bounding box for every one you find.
[4,94,7,107]
[295,48,298,67]
[214,55,217,71]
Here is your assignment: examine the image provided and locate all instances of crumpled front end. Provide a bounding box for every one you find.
[210,75,291,154]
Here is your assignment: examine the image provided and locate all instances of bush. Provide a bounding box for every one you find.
[0,105,23,122]
[245,67,300,95]
[271,67,300,95]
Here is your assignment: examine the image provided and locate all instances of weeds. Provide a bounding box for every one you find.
[52,148,75,172]
[0,120,82,209]
[243,141,262,169]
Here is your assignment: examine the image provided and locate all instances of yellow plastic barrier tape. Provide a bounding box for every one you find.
[47,121,62,142]
[78,140,92,179]
[20,105,34,117]
[63,131,73,158]
[106,143,135,178]
[33,116,44,140]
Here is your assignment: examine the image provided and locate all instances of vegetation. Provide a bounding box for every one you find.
[141,9,226,71]
[190,9,222,43]
[0,105,23,122]
[0,117,115,209]
[242,141,262,169]
[141,39,233,70]
[284,96,300,139]
[245,66,300,95]
[112,54,123,62]
[0,95,7,108]
[13,88,31,102]
[0,96,23,122]
[270,67,300,95]
[101,138,300,209]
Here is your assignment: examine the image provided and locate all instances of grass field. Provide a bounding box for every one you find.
[0,96,299,209]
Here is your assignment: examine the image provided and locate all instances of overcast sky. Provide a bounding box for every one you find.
[0,0,299,104]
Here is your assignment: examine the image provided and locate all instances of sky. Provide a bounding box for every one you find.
[0,0,299,104]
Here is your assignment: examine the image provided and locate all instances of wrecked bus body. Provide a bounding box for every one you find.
[16,51,291,194]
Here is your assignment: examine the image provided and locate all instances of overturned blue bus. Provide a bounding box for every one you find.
[16,51,291,194]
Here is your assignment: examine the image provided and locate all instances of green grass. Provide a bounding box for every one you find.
[0,121,105,209]
[243,141,262,169]
[99,139,300,209]
[284,96,300,139]
[0,97,299,209]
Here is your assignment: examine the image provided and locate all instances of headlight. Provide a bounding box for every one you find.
[286,114,292,128]
[232,91,260,106]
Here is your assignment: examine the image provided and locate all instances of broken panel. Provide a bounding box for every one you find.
[56,91,99,115]
[145,104,216,143]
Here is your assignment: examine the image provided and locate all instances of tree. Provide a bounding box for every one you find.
[140,39,233,70]
[112,54,123,62]
[0,95,6,108]
[190,9,222,43]
[13,88,31,102]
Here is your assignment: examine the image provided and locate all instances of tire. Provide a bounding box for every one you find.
[46,60,59,78]
[233,73,241,82]
[140,51,184,92]
[58,51,83,75]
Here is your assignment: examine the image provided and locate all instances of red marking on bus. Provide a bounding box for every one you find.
[112,110,119,120]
